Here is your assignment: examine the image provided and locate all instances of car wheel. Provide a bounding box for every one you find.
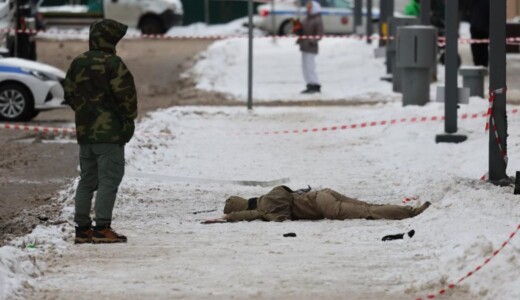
[0,83,36,122]
[279,20,293,36]
[140,16,166,35]
[28,110,40,119]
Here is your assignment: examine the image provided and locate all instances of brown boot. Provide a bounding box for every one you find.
[413,201,431,216]
[75,224,93,244]
[92,224,127,244]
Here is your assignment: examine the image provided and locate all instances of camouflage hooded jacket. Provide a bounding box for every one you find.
[64,19,137,144]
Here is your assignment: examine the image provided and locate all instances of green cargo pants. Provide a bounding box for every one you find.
[74,144,125,227]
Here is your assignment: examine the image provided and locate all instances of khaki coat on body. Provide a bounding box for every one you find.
[224,186,418,222]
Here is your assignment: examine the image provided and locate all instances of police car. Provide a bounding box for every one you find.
[0,58,66,121]
[255,0,379,35]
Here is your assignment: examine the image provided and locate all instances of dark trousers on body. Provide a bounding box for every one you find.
[74,144,125,227]
[470,27,489,67]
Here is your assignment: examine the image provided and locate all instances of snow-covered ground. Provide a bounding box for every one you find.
[3,18,520,300]
[186,23,473,103]
[2,100,520,299]
[189,38,403,102]
[38,5,89,14]
[166,17,265,37]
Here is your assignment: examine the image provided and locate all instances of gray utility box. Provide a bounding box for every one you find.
[459,66,488,98]
[386,16,420,92]
[396,26,437,106]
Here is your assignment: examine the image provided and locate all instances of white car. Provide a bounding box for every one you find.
[0,58,66,121]
[104,0,184,34]
[256,0,380,35]
[38,0,184,34]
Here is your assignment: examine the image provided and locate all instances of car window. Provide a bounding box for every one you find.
[331,0,352,9]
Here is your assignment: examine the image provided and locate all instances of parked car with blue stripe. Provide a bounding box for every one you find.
[0,58,65,121]
[255,0,379,35]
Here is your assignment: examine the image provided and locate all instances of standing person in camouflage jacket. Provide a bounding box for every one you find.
[64,19,137,244]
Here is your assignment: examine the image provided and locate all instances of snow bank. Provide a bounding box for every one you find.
[189,38,401,102]
[38,5,89,14]
[37,16,264,41]
[0,188,75,300]
[166,17,265,37]
[0,226,69,300]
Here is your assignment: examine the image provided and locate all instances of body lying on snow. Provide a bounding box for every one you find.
[209,186,431,223]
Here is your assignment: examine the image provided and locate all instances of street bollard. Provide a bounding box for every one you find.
[397,26,437,106]
[459,66,488,98]
[386,16,420,92]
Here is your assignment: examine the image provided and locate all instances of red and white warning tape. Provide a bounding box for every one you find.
[2,108,519,137]
[231,108,519,137]
[0,123,76,134]
[415,223,520,300]
[485,87,507,133]
[3,27,520,44]
[0,123,175,138]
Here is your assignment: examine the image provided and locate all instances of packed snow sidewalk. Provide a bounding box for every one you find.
[2,101,520,299]
[2,22,519,300]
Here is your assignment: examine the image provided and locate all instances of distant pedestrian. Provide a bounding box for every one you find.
[64,19,138,244]
[469,0,490,67]
[297,0,324,94]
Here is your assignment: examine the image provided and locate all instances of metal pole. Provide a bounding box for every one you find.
[366,0,373,44]
[247,0,254,110]
[387,0,395,19]
[378,0,386,47]
[435,0,466,143]
[205,0,210,25]
[379,0,394,47]
[420,0,431,25]
[271,0,276,40]
[14,0,19,57]
[421,0,437,81]
[354,0,362,35]
[444,0,458,134]
[489,0,508,183]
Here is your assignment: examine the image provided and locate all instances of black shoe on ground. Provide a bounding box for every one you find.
[75,223,93,244]
[92,224,127,244]
[314,84,321,93]
[301,84,313,94]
